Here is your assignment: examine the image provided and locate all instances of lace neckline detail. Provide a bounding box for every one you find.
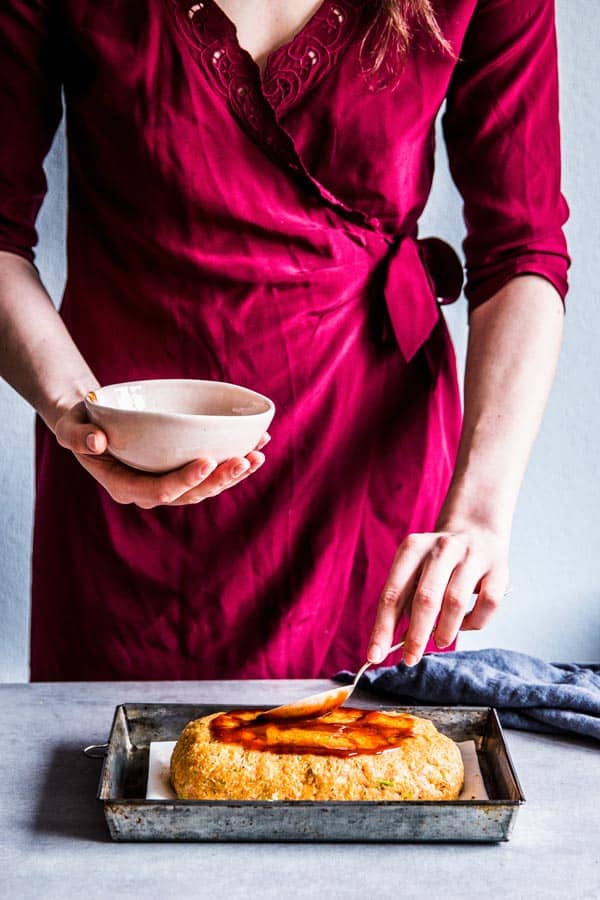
[207,0,333,79]
[176,0,362,117]
[169,0,379,234]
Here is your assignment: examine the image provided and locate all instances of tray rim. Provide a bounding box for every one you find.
[96,701,526,807]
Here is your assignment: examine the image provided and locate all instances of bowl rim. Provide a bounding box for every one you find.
[84,378,275,420]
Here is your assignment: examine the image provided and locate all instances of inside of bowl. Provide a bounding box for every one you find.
[99,382,270,416]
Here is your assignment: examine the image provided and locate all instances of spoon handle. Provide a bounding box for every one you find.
[351,660,371,688]
[351,639,406,688]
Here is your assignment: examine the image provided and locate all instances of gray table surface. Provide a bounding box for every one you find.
[1,680,598,900]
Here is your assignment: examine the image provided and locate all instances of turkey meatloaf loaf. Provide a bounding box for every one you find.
[170,708,464,801]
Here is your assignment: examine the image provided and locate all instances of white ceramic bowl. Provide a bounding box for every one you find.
[84,378,275,474]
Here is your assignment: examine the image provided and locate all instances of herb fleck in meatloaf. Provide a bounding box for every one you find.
[170,708,464,801]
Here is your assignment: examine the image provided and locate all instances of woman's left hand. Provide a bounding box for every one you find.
[366,524,509,667]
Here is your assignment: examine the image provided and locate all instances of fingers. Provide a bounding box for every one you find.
[55,401,108,456]
[167,450,266,505]
[460,566,508,632]
[433,554,483,649]
[367,535,431,664]
[402,535,467,666]
[77,454,219,508]
[111,451,265,508]
[139,456,220,506]
[226,450,266,485]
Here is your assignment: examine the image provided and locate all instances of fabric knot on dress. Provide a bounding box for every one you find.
[381,233,464,363]
[417,236,465,306]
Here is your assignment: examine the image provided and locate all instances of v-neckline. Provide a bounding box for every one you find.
[207,0,332,82]
[178,0,362,120]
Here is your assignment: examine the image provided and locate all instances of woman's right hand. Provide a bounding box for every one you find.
[54,400,269,508]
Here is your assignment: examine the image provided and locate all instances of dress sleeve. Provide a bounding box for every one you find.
[0,0,63,264]
[441,0,571,312]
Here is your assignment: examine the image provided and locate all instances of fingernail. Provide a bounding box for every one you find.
[200,459,217,477]
[433,633,449,649]
[86,433,98,453]
[232,459,250,477]
[403,653,418,667]
[368,643,384,663]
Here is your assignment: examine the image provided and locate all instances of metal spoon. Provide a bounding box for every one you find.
[255,640,406,723]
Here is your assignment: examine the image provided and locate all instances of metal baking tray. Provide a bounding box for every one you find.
[85,703,525,842]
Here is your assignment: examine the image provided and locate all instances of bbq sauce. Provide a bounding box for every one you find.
[209,707,416,758]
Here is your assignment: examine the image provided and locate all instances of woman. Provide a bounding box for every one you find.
[0,0,569,680]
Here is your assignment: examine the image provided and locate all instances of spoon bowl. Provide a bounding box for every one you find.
[257,640,406,722]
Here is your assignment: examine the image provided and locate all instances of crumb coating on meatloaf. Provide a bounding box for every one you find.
[170,710,464,801]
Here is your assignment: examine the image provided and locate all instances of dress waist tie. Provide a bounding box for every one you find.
[381,232,464,363]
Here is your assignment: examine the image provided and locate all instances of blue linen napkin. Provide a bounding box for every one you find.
[334,648,600,740]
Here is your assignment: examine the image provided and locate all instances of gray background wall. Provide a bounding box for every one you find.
[1,1,598,681]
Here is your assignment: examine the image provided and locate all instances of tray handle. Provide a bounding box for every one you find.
[83,743,108,759]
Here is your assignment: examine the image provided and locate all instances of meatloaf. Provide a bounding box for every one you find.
[170,708,464,801]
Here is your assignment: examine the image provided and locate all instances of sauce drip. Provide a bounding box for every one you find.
[209,707,416,758]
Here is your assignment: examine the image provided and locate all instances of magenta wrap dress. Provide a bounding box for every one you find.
[0,0,570,680]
